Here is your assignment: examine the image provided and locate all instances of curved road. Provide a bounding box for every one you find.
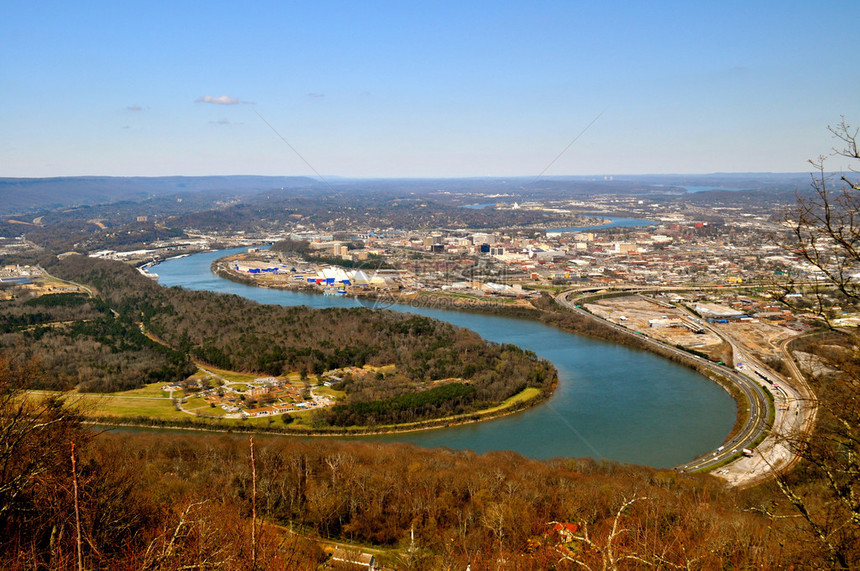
[671,303,817,486]
[555,290,773,483]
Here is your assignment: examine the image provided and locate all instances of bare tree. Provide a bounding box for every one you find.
[71,442,83,571]
[778,118,860,323]
[553,496,653,571]
[250,436,258,570]
[769,119,860,569]
[0,354,87,521]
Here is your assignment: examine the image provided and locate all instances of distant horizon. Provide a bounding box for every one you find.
[0,171,813,182]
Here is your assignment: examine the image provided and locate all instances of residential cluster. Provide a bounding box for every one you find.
[163,369,340,420]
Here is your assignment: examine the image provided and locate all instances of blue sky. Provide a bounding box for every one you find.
[2,1,858,178]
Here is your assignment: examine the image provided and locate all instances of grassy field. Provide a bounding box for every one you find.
[40,362,546,433]
[197,365,266,384]
[186,403,231,417]
[314,386,346,399]
[489,387,541,411]
[104,382,171,398]
[71,393,187,420]
[182,395,209,409]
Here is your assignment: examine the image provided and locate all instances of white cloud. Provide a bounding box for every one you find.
[195,95,239,105]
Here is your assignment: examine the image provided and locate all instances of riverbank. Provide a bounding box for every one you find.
[81,384,552,437]
[210,254,748,448]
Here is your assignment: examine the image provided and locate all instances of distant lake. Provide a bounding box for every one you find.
[151,246,735,468]
[459,210,656,233]
[549,217,655,233]
[648,184,751,194]
[682,186,750,193]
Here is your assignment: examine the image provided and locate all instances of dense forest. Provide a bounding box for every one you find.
[0,292,195,391]
[40,255,555,425]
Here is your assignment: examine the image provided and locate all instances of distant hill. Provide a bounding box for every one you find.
[0,172,814,218]
[0,176,323,216]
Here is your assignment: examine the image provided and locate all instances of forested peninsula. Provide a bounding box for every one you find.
[4,255,556,429]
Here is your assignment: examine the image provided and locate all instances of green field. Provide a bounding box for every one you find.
[481,387,541,414]
[104,381,171,398]
[187,403,232,417]
[196,365,267,384]
[314,386,346,399]
[72,394,187,420]
[39,368,545,433]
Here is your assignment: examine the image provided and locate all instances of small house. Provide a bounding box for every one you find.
[329,547,378,570]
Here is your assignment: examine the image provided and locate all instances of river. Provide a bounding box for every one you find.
[152,247,735,468]
[549,217,657,233]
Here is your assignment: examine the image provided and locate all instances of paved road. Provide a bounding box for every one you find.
[669,301,817,485]
[555,290,773,484]
[710,332,816,486]
[38,266,95,297]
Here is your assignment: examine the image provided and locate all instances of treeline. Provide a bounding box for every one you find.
[47,255,555,421]
[323,382,477,426]
[0,292,194,391]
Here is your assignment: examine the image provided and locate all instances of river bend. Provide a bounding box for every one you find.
[153,248,735,468]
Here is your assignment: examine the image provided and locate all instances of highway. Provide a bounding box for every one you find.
[555,290,774,482]
[672,303,817,485]
[710,333,816,486]
[556,281,813,296]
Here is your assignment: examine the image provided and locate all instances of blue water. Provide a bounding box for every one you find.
[550,217,655,233]
[682,186,750,193]
[152,247,735,468]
